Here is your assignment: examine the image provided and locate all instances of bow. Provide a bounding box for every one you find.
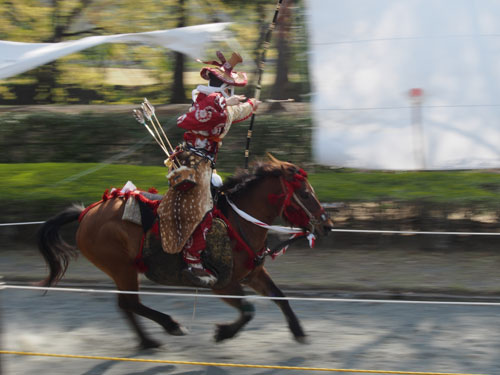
[244,0,284,169]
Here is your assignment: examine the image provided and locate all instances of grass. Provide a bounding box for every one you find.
[308,168,500,205]
[0,163,170,204]
[2,163,500,209]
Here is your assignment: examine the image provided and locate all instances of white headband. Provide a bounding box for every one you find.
[193,84,234,102]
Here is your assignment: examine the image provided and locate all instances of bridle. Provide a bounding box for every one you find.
[222,167,329,264]
[269,168,327,234]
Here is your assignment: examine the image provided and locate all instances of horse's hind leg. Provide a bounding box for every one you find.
[213,282,255,342]
[246,267,307,343]
[78,202,186,349]
[114,270,187,349]
[118,296,160,349]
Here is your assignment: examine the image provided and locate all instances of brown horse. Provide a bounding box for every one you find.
[37,157,333,349]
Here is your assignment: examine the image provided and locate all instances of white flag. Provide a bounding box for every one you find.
[0,23,230,80]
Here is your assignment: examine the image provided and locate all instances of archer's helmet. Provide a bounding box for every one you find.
[199,51,248,87]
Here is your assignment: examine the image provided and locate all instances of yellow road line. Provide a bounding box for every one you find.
[0,350,488,375]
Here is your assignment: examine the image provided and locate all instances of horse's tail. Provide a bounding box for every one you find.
[37,204,84,287]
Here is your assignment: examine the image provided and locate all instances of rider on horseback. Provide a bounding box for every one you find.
[157,51,260,287]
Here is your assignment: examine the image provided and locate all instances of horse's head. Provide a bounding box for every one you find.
[267,154,334,237]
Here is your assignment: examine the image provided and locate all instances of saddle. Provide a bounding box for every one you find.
[124,192,233,289]
[122,191,163,233]
[141,216,233,289]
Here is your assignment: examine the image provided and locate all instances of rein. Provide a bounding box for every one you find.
[224,168,318,261]
[225,196,304,234]
[225,195,315,262]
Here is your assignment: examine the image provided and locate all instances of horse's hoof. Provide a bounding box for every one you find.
[214,324,234,342]
[139,338,162,350]
[168,325,188,336]
[294,335,309,344]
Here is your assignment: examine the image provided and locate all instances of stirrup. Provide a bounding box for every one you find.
[182,266,217,287]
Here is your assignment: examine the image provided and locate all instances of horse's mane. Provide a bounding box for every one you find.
[220,156,297,197]
[216,156,302,218]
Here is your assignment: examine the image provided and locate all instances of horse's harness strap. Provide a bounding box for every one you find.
[291,188,321,228]
[225,196,303,234]
[279,176,319,231]
[183,144,216,168]
[212,207,259,269]
[224,194,315,263]
[232,205,253,254]
[258,233,308,262]
[277,177,288,218]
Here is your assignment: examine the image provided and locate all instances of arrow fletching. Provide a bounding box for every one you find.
[143,98,155,117]
[141,103,153,122]
[132,109,146,125]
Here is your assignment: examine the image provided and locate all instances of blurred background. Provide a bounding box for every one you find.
[2,4,500,374]
[1,0,499,291]
[0,0,309,105]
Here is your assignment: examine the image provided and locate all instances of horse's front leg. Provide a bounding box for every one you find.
[246,266,307,343]
[213,282,255,342]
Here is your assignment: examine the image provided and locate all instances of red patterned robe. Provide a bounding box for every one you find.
[159,90,255,261]
[177,91,255,155]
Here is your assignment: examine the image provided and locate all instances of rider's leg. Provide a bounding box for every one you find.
[182,212,217,287]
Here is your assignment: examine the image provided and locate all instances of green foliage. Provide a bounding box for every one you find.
[0,1,52,41]
[0,111,311,170]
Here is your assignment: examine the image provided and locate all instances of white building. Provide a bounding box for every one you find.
[307,0,500,170]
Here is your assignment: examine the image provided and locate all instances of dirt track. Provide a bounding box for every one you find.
[2,242,500,374]
[2,276,500,375]
[3,237,500,297]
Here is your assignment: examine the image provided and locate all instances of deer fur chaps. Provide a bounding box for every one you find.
[157,152,213,254]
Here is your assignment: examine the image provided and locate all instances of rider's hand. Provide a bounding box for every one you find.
[226,95,247,106]
[250,99,262,110]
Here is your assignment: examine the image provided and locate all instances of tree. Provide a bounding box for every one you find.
[0,0,97,103]
[0,0,306,105]
[217,0,299,106]
[237,1,272,98]
[40,1,98,103]
[270,0,293,105]
[0,0,177,104]
[170,0,188,103]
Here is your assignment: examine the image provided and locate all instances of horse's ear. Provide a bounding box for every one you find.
[266,152,281,164]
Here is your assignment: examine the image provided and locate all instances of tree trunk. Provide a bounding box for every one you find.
[33,63,58,104]
[170,52,187,103]
[170,0,188,104]
[270,0,293,110]
[32,0,93,103]
[245,4,268,98]
[32,14,65,103]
